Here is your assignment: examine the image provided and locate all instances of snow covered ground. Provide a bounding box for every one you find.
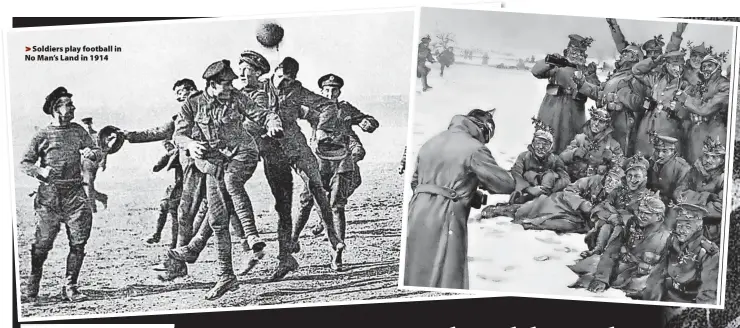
[407,63,630,300]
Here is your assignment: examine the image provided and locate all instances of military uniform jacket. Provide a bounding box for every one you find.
[126,120,175,144]
[262,78,333,159]
[241,84,270,138]
[173,89,277,167]
[418,43,434,64]
[510,147,571,193]
[673,161,724,219]
[632,58,691,131]
[591,185,649,225]
[648,155,691,205]
[560,126,623,169]
[311,100,377,173]
[644,233,719,304]
[21,123,101,185]
[594,217,673,286]
[578,66,647,114]
[681,72,731,123]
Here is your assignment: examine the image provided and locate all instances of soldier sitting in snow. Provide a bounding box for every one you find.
[508,118,571,205]
[560,106,624,182]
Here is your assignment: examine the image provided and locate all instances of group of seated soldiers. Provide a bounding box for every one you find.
[482,106,726,305]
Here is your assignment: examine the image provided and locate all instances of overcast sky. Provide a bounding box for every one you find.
[419,8,735,59]
[6,11,414,139]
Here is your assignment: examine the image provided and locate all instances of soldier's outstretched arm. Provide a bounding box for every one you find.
[665,23,687,53]
[125,120,175,143]
[577,80,600,101]
[632,58,660,76]
[695,250,720,304]
[606,18,629,53]
[593,226,625,285]
[468,146,515,194]
[681,81,730,116]
[531,60,556,79]
[510,152,529,192]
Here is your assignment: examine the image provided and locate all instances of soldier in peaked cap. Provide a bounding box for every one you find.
[675,51,731,165]
[405,108,515,289]
[674,135,726,245]
[560,106,623,182]
[252,56,345,281]
[643,201,719,304]
[531,33,601,154]
[165,59,282,300]
[21,87,102,304]
[292,73,380,271]
[647,134,690,210]
[632,50,691,159]
[238,50,270,108]
[606,18,687,61]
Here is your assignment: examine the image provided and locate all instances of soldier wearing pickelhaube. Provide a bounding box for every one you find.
[531,33,601,154]
[508,118,571,205]
[575,42,648,156]
[417,35,435,91]
[560,106,623,181]
[293,73,379,271]
[21,87,102,303]
[168,59,283,300]
[675,50,731,165]
[643,201,719,304]
[646,133,690,211]
[570,189,672,297]
[632,50,692,158]
[674,135,726,245]
[605,18,687,62]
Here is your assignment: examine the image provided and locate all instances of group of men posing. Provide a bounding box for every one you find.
[20,49,380,304]
[405,18,730,305]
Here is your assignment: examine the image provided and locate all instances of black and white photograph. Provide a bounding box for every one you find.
[5,10,446,320]
[401,7,738,307]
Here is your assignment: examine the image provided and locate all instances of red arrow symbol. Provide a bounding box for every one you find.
[25,46,31,52]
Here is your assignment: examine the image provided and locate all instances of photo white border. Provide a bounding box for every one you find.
[4,6,504,323]
[397,5,740,310]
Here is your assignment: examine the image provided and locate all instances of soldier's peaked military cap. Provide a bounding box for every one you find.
[652,134,678,148]
[663,50,686,63]
[318,74,344,89]
[674,203,710,219]
[43,86,73,115]
[202,59,239,81]
[81,117,93,124]
[240,50,270,74]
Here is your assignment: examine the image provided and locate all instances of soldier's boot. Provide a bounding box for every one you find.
[147,204,169,244]
[205,228,239,300]
[330,207,347,272]
[62,246,88,302]
[268,254,299,282]
[157,257,188,281]
[169,212,179,250]
[23,246,48,304]
[97,192,109,210]
[237,234,266,276]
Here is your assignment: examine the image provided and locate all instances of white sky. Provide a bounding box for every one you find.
[419,8,735,59]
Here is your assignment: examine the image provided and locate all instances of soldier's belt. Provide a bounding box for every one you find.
[48,178,84,189]
[665,277,700,294]
[414,184,471,201]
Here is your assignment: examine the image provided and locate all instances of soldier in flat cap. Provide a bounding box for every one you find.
[292,73,379,271]
[508,118,571,205]
[251,56,344,281]
[417,35,435,91]
[675,50,731,165]
[79,116,110,213]
[238,50,270,108]
[643,201,719,304]
[674,136,726,245]
[606,19,687,62]
[632,50,691,158]
[166,59,282,300]
[531,33,601,154]
[20,87,102,303]
[647,133,691,213]
[570,189,672,298]
[405,109,515,289]
[560,106,624,182]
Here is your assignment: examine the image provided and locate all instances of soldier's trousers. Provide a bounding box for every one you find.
[261,138,342,260]
[32,182,93,286]
[176,163,208,248]
[204,172,237,277]
[155,182,182,249]
[81,158,108,212]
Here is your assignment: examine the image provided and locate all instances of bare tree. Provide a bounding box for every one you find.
[433,32,456,51]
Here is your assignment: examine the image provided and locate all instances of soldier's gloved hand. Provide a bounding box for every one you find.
[187,141,207,159]
[359,118,379,133]
[120,130,130,140]
[587,280,608,293]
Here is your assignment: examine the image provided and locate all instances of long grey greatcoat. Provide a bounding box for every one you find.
[404,115,516,289]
